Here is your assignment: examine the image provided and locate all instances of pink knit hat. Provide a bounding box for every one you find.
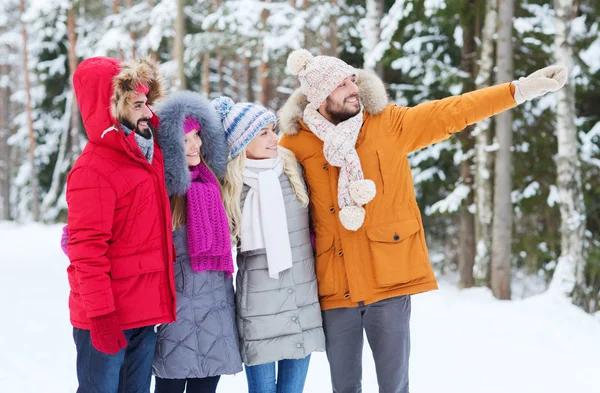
[183,116,201,135]
[287,49,356,107]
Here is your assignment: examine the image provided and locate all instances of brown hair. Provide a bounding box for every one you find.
[170,153,221,230]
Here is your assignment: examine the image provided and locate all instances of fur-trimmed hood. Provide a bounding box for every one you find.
[157,91,228,197]
[278,69,389,136]
[73,57,162,144]
[111,57,163,121]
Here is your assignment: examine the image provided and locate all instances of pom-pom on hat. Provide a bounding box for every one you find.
[211,96,277,158]
[287,49,356,107]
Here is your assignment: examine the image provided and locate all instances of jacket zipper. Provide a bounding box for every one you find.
[121,133,176,318]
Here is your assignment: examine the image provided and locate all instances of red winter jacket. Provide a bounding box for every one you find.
[66,57,176,330]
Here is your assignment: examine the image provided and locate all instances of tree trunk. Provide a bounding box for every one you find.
[20,0,40,222]
[217,50,224,94]
[112,0,125,59]
[41,3,81,220]
[363,0,383,73]
[259,1,270,107]
[0,64,11,220]
[67,4,81,157]
[127,0,136,58]
[203,53,210,96]
[458,1,477,289]
[259,59,269,106]
[302,0,311,51]
[548,0,587,306]
[459,165,476,288]
[174,0,186,90]
[473,0,497,286]
[41,93,72,220]
[233,56,241,101]
[329,0,339,57]
[491,0,513,300]
[375,0,385,77]
[245,55,254,102]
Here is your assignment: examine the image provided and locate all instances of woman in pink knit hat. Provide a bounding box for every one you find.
[150,91,243,393]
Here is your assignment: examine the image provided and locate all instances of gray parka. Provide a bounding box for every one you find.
[235,169,326,366]
[152,91,243,379]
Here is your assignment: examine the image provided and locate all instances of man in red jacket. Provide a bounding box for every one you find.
[66,56,176,393]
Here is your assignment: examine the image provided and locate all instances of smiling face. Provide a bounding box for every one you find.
[318,75,360,125]
[184,129,203,167]
[245,122,278,159]
[122,92,154,137]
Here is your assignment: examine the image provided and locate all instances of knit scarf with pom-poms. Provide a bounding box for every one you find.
[186,163,234,276]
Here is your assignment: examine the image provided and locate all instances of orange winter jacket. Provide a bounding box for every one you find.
[279,70,517,311]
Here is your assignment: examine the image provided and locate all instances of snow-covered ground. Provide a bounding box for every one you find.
[1,221,599,393]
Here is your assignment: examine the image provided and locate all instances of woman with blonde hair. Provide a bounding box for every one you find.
[212,97,325,393]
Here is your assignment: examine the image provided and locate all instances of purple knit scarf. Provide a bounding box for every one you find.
[186,163,233,276]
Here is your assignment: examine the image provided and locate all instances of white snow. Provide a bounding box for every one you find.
[1,222,600,393]
[428,183,471,215]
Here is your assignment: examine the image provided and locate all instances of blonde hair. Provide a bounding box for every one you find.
[222,146,309,245]
[170,154,220,229]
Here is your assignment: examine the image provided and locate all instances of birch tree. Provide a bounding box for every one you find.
[491,0,513,299]
[548,0,587,305]
[473,0,498,286]
[0,63,11,220]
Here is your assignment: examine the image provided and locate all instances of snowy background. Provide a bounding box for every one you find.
[2,221,600,393]
[2,0,600,391]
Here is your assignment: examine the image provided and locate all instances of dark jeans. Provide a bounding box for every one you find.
[322,295,412,393]
[73,326,157,393]
[154,376,221,393]
[244,355,311,393]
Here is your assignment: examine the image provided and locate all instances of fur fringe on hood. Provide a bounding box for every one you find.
[157,91,229,197]
[278,69,389,136]
[111,57,164,121]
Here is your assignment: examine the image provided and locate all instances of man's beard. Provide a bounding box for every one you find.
[121,117,155,139]
[323,96,361,124]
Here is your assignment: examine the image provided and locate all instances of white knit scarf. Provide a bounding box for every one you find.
[241,156,293,279]
[303,104,376,231]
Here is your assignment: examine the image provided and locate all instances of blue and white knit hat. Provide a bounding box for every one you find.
[211,96,277,158]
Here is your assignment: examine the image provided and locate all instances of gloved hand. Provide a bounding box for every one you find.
[60,225,69,256]
[90,312,127,355]
[513,65,568,105]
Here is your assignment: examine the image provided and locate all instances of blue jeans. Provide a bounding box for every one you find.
[73,326,157,393]
[245,355,311,393]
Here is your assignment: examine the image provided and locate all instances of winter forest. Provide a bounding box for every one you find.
[1,0,600,316]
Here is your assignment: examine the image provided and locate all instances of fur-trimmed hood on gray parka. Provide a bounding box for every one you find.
[278,69,389,136]
[157,91,228,196]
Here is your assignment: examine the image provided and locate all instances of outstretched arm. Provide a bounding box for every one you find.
[389,65,568,154]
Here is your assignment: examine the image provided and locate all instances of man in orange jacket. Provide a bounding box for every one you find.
[279,49,567,393]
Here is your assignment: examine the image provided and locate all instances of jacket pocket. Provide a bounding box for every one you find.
[110,247,165,279]
[314,234,337,296]
[365,219,428,286]
[377,150,388,198]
